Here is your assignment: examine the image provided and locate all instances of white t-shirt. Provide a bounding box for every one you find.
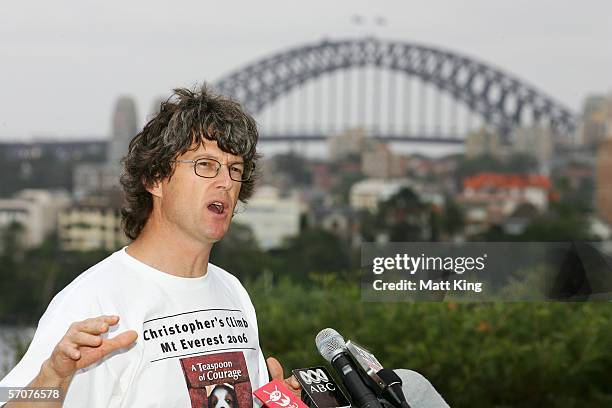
[0,248,270,407]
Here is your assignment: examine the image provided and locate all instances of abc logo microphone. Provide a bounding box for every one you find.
[292,367,351,408]
[298,368,335,392]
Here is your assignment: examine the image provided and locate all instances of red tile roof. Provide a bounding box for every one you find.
[463,173,552,190]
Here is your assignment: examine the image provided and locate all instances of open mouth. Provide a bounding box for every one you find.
[207,201,225,214]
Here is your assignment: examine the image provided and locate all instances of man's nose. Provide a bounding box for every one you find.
[214,164,233,189]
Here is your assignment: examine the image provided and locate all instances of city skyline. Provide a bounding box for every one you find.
[1,0,610,140]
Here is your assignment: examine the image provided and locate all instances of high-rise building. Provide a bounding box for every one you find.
[69,96,138,197]
[108,96,138,172]
[596,138,612,224]
[465,127,501,158]
[580,93,612,148]
[328,128,377,160]
[361,142,407,178]
[513,125,553,169]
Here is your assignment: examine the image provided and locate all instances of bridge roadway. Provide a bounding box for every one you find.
[258,134,464,144]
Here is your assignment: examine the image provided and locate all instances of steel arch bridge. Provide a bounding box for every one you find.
[214,37,576,141]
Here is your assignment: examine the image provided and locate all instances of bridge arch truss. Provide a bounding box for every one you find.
[214,37,575,139]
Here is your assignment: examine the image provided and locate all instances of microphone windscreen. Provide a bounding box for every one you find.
[315,328,346,362]
[394,369,449,408]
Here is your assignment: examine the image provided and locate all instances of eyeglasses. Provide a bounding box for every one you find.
[173,158,254,182]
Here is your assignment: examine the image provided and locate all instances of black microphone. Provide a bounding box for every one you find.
[292,366,351,408]
[377,369,411,408]
[315,328,383,408]
[345,340,411,408]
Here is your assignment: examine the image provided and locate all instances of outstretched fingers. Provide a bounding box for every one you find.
[47,315,137,380]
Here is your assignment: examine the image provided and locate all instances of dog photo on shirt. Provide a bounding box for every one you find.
[180,352,253,408]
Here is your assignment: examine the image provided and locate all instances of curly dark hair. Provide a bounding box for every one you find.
[120,84,260,240]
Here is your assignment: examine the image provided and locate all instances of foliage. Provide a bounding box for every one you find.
[472,201,596,242]
[2,206,610,406]
[441,196,465,238]
[249,274,612,408]
[553,175,595,214]
[360,187,429,241]
[213,224,355,283]
[0,229,110,324]
[270,228,354,281]
[330,170,365,205]
[211,222,270,280]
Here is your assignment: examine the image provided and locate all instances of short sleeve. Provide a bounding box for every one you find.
[0,278,122,406]
[0,292,78,391]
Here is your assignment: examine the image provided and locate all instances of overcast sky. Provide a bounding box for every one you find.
[1,0,610,141]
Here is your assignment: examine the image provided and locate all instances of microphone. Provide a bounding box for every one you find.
[315,328,383,408]
[345,340,449,408]
[377,369,411,408]
[345,340,410,408]
[291,366,351,408]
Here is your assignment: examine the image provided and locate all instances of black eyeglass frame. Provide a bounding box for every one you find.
[172,158,255,182]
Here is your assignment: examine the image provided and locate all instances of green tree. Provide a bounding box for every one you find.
[0,227,111,324]
[360,187,428,242]
[271,228,352,280]
[520,202,595,241]
[331,171,365,205]
[472,202,596,242]
[0,222,27,323]
[210,223,270,280]
[250,275,612,408]
[441,196,465,239]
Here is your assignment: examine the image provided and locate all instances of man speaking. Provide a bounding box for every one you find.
[0,85,299,406]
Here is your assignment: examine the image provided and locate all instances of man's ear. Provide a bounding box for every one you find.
[145,178,163,198]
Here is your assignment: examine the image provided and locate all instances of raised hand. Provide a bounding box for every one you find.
[43,315,137,382]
